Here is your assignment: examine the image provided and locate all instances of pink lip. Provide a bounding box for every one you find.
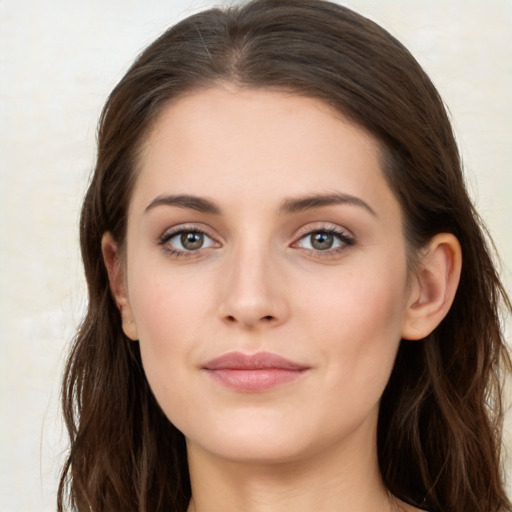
[202,352,310,392]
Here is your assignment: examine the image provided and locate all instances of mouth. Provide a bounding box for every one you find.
[201,352,310,393]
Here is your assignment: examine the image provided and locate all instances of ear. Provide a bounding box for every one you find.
[401,233,462,341]
[101,232,139,341]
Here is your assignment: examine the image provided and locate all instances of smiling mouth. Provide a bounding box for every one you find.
[202,351,310,393]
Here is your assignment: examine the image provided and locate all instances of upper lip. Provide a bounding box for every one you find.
[202,351,309,371]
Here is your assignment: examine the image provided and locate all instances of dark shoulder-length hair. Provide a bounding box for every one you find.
[58,1,512,511]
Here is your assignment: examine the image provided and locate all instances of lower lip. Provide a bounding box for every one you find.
[204,368,307,392]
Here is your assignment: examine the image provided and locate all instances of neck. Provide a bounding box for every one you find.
[185,419,404,512]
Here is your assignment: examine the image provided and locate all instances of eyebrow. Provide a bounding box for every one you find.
[144,191,376,217]
[279,192,377,216]
[145,194,221,214]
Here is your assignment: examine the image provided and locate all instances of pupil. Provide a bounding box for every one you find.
[181,232,203,250]
[311,231,333,250]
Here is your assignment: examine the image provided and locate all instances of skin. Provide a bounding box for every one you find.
[103,86,461,512]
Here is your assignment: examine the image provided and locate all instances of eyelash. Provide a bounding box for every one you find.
[157,225,355,259]
[158,225,219,258]
[291,226,355,259]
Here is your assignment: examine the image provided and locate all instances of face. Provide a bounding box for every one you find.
[114,86,418,464]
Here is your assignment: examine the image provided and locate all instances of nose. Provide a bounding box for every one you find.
[217,244,289,329]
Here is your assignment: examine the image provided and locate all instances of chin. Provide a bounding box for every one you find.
[177,407,313,463]
[181,406,368,466]
[189,433,313,465]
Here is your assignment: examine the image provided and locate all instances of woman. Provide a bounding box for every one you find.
[58,1,511,511]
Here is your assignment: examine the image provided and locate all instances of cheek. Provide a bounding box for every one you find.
[301,253,408,336]
[127,265,214,397]
[129,259,212,336]
[298,254,409,391]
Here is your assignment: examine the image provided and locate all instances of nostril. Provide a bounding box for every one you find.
[224,315,276,326]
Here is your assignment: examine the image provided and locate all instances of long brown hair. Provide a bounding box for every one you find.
[58,1,511,511]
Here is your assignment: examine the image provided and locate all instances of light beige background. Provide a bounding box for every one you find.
[0,1,510,510]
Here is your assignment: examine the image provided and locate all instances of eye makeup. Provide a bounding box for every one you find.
[156,221,355,261]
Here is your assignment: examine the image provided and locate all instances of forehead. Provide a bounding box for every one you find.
[131,86,397,219]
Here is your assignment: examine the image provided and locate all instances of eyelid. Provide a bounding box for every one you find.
[290,223,355,255]
[155,222,354,259]
[293,222,354,240]
[157,223,222,256]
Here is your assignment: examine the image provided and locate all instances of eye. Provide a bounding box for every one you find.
[160,228,217,254]
[294,228,354,253]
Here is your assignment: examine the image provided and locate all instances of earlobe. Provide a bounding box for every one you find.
[401,233,462,341]
[101,232,139,341]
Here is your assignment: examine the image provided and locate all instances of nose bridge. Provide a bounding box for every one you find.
[219,234,287,327]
